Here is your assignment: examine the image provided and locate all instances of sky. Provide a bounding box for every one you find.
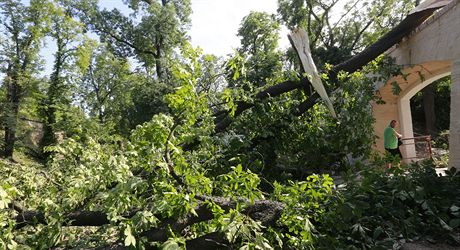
[188,0,290,56]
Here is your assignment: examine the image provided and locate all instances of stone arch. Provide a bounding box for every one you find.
[372,61,451,159]
[398,63,451,137]
[397,63,450,160]
[372,0,459,168]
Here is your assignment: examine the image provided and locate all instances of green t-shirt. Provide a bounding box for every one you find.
[384,126,398,149]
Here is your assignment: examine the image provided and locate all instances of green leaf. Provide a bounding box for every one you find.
[391,82,401,95]
[439,218,453,231]
[124,226,136,247]
[449,219,460,228]
[124,234,136,247]
[161,239,181,250]
[239,245,250,250]
[373,226,384,239]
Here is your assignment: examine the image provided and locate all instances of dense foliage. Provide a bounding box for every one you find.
[0,0,455,249]
[2,139,460,249]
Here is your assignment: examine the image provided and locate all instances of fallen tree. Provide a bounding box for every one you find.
[13,195,284,248]
[214,2,448,132]
[3,2,454,249]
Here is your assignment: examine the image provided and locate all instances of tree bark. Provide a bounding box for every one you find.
[155,35,165,80]
[42,40,64,153]
[15,197,283,228]
[4,95,20,158]
[3,71,21,159]
[422,84,437,137]
[185,232,228,250]
[14,197,284,246]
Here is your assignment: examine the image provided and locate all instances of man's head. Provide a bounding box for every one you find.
[390,120,397,128]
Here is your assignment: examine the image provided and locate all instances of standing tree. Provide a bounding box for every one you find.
[68,0,193,128]
[0,0,50,158]
[78,45,136,134]
[235,11,282,89]
[74,0,192,81]
[40,1,87,152]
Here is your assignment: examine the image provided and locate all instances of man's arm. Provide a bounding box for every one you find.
[394,129,402,138]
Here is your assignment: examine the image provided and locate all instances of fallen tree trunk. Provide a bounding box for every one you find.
[14,209,140,229]
[97,232,228,250]
[141,197,284,242]
[186,231,228,250]
[15,196,284,246]
[214,4,447,132]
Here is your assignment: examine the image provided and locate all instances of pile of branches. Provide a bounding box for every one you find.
[5,3,447,249]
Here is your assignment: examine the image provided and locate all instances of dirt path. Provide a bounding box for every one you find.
[402,241,460,250]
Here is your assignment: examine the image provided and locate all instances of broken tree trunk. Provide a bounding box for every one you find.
[288,28,336,117]
[214,3,448,133]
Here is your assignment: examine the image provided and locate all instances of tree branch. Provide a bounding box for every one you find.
[214,5,444,131]
[14,197,284,246]
[214,79,305,132]
[142,196,283,241]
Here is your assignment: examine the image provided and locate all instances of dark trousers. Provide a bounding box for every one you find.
[385,147,402,158]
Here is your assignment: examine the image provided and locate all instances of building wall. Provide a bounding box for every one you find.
[373,2,459,164]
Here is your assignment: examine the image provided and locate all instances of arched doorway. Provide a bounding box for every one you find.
[372,0,460,168]
[372,61,451,159]
[397,68,450,160]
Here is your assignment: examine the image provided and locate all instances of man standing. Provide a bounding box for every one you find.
[384,120,403,168]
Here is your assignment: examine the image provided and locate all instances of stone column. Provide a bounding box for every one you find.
[450,60,460,169]
[398,99,416,162]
